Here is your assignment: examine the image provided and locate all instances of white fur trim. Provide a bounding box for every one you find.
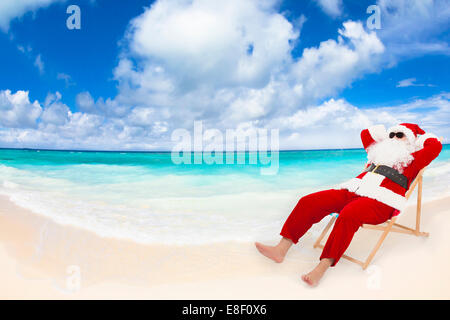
[368,125,388,142]
[336,172,407,211]
[415,132,439,150]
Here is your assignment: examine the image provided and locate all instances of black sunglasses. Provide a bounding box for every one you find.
[389,132,405,139]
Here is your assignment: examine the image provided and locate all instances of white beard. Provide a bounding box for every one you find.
[367,138,416,173]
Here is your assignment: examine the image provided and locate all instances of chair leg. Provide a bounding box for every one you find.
[313,215,336,248]
[415,175,423,235]
[362,217,396,270]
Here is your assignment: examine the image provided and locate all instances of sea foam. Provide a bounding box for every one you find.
[0,147,449,245]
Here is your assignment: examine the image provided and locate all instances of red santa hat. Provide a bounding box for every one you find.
[387,123,425,144]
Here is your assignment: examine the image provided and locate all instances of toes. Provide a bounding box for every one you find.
[301,274,315,286]
[255,243,269,256]
[301,274,310,284]
[255,243,266,253]
[255,242,266,250]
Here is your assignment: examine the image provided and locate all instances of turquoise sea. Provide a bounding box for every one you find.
[0,146,449,244]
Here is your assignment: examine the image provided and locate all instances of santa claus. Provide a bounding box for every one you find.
[255,123,442,287]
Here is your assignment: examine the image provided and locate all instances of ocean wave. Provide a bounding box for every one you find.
[0,184,296,245]
[424,161,450,176]
[1,156,449,245]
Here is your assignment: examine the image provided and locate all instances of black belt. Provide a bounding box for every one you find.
[364,164,408,189]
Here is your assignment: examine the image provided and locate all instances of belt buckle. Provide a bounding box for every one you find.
[371,164,380,173]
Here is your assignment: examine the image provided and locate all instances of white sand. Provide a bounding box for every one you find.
[0,194,449,299]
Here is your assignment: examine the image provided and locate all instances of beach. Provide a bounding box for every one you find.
[1,0,448,303]
[1,193,450,300]
[1,148,449,299]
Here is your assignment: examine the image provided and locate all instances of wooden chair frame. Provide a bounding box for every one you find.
[313,167,428,270]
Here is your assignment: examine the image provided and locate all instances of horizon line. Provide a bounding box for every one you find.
[0,143,448,154]
[0,146,366,153]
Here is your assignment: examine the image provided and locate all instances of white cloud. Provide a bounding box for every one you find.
[75,91,129,117]
[396,78,417,88]
[0,90,42,128]
[396,78,435,88]
[127,107,156,127]
[377,0,450,59]
[40,92,70,125]
[288,21,384,102]
[126,0,299,90]
[2,89,448,151]
[34,54,44,74]
[0,0,447,151]
[0,0,64,31]
[57,72,75,87]
[5,1,381,150]
[108,0,385,145]
[271,93,450,150]
[314,0,343,18]
[16,44,32,53]
[76,91,95,113]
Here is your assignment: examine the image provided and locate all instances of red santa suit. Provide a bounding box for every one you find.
[280,123,442,266]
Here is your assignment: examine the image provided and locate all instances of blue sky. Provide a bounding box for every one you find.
[0,0,449,150]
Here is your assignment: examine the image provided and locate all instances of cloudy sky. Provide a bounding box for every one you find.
[0,0,449,150]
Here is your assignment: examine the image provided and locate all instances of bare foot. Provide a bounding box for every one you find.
[255,242,286,263]
[301,259,333,287]
[301,271,323,287]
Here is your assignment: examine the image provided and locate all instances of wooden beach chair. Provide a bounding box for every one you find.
[313,159,435,270]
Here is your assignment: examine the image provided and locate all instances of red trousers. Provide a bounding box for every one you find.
[280,189,395,266]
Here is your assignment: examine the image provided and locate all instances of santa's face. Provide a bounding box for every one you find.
[388,131,408,141]
[367,134,416,173]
